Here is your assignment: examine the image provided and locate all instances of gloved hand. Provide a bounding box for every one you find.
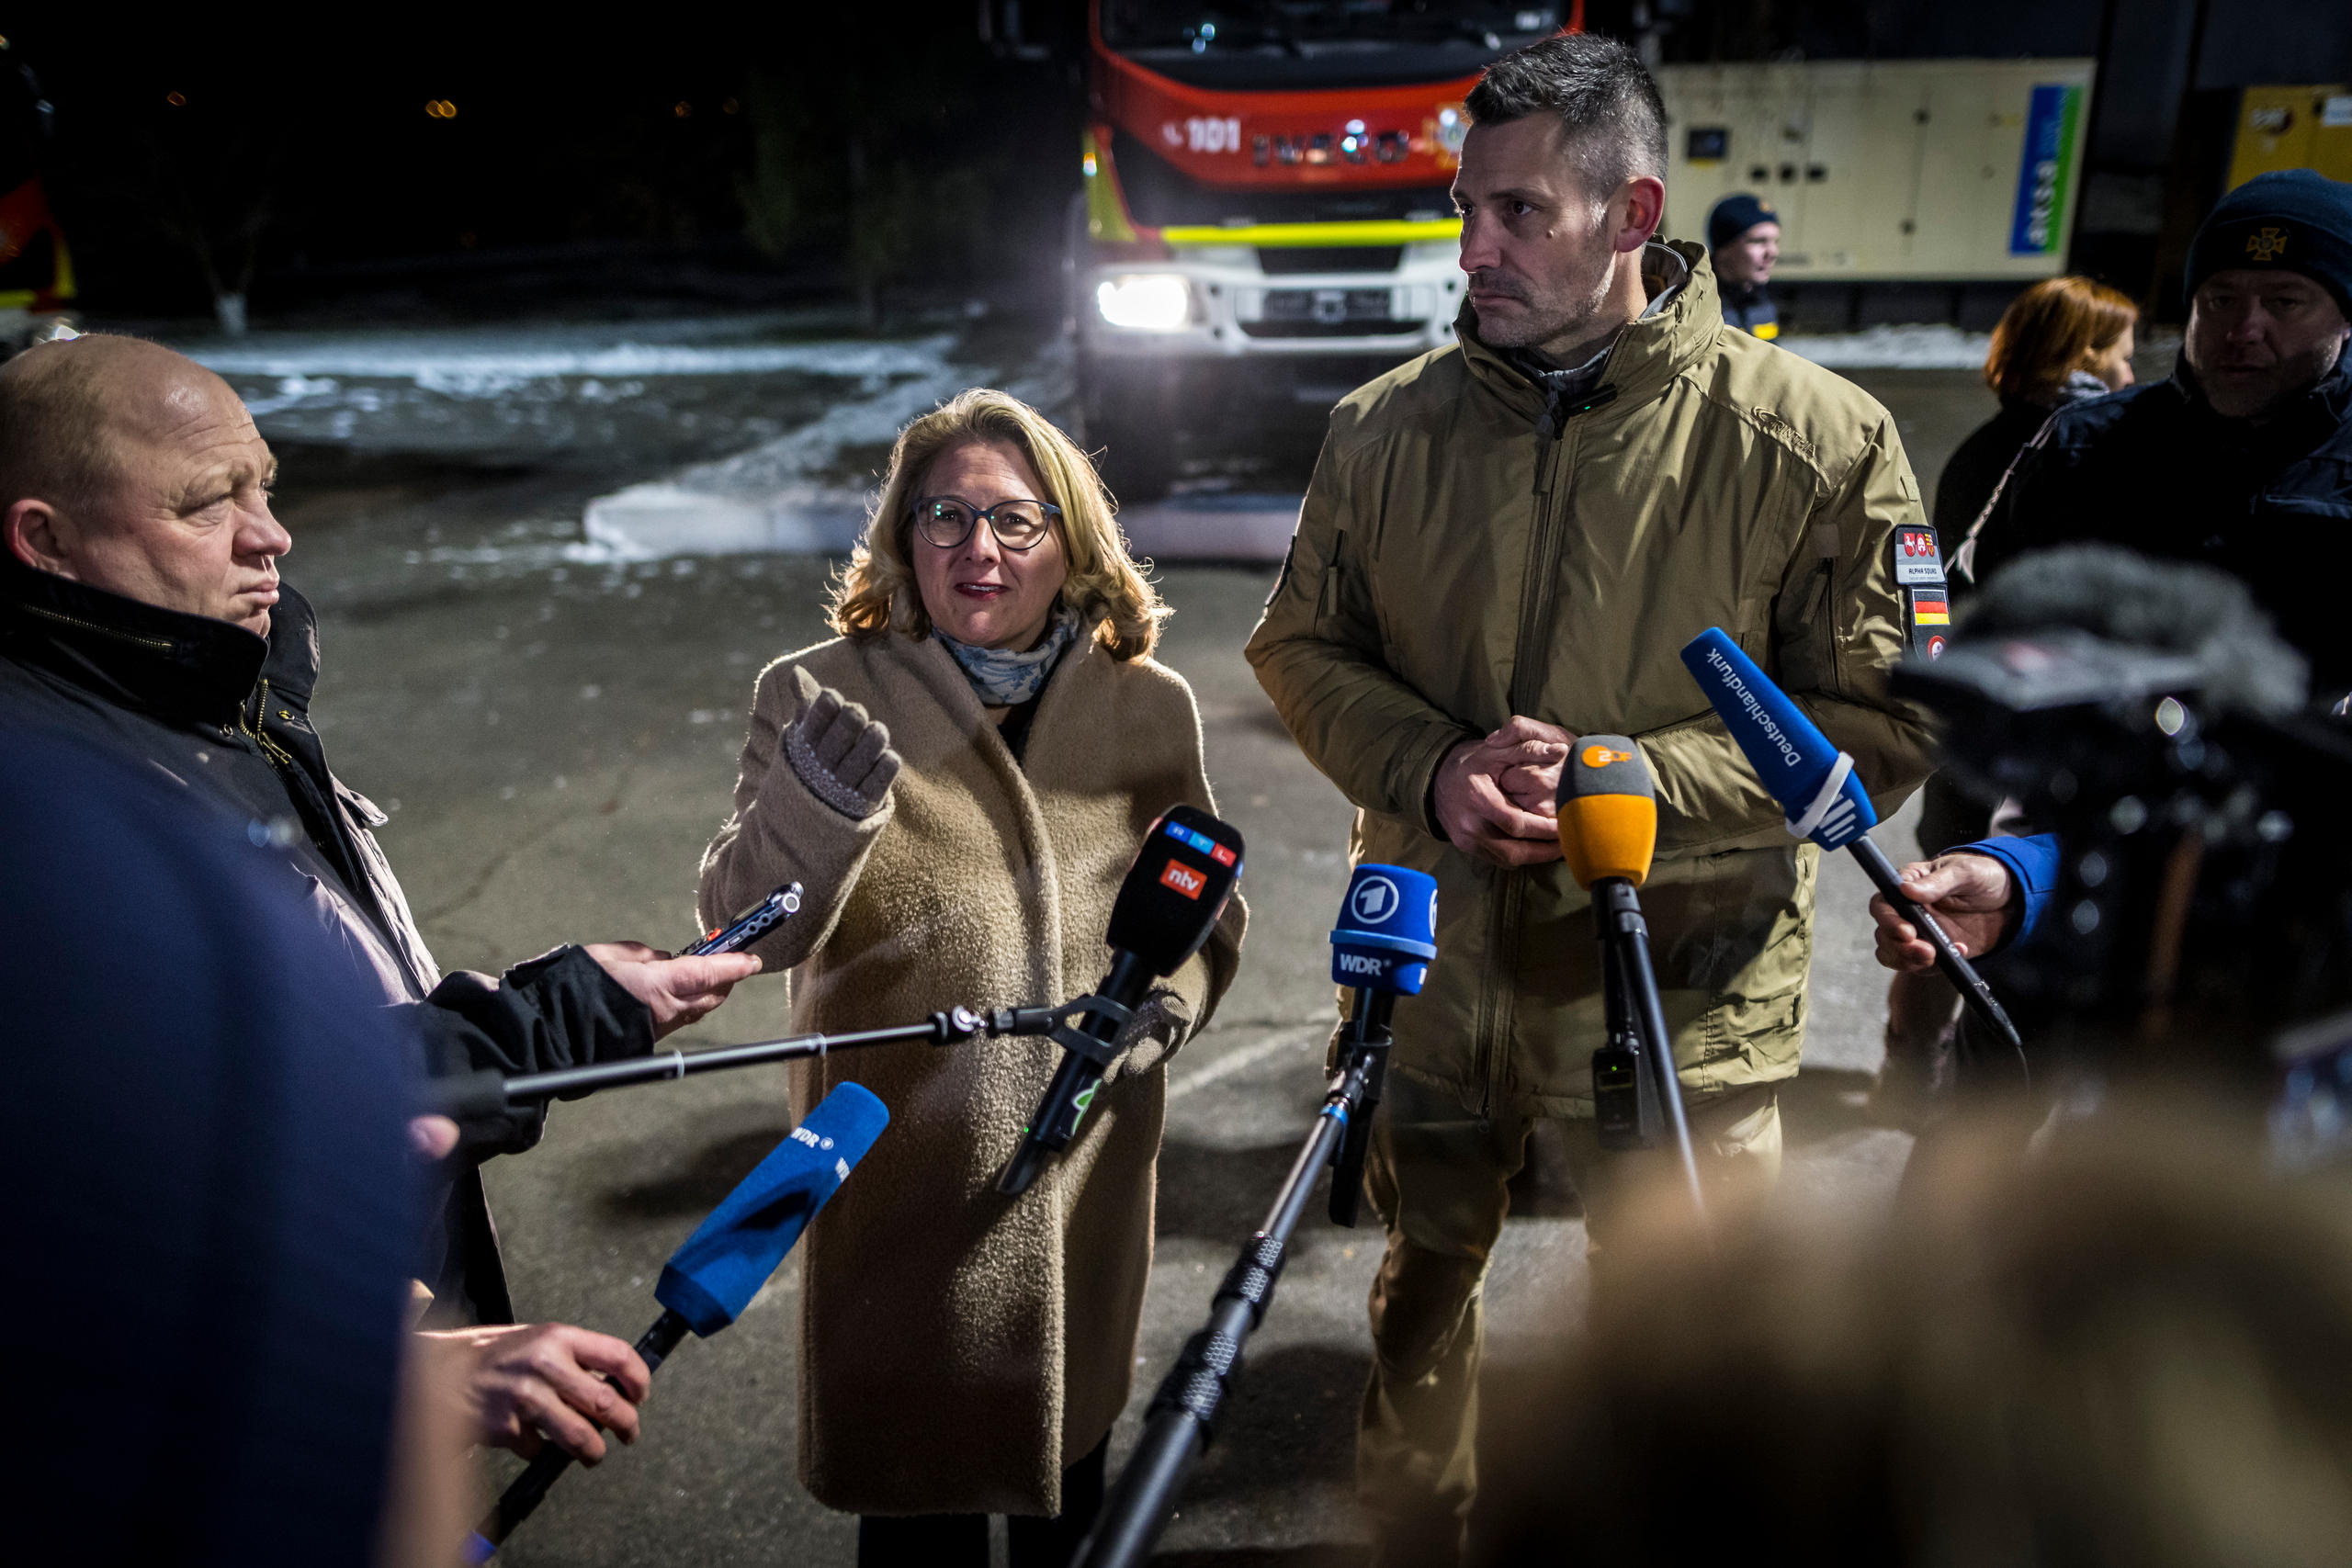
[784,666,901,818]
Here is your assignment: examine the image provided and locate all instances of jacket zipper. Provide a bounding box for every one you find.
[1473,429,1574,1118]
[17,602,176,652]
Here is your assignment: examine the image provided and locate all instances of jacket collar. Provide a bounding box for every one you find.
[1458,239,1719,434]
[0,556,321,728]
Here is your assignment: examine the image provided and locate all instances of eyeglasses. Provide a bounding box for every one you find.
[910,495,1061,552]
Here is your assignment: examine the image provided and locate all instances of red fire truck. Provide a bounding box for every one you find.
[1026,3,1574,499]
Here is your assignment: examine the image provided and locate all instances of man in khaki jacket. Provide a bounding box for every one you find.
[1243,35,1933,1559]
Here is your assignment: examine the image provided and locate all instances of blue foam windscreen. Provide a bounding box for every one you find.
[1679,627,1878,850]
[1330,863,1439,995]
[655,1082,889,1337]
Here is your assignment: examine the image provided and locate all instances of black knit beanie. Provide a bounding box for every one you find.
[2184,169,2352,316]
[1706,192,1779,254]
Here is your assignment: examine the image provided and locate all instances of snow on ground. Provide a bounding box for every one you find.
[1778,323,1992,369]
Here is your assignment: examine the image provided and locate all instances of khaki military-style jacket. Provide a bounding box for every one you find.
[1246,242,1933,1118]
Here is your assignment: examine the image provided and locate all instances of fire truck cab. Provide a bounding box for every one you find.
[1065,4,1564,499]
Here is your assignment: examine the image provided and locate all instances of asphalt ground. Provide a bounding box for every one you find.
[259,348,2138,1565]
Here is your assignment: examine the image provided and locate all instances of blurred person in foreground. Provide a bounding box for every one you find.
[1706,191,1781,338]
[2,724,460,1565]
[5,724,667,1562]
[1957,170,2352,696]
[1245,34,1932,1562]
[698,388,1243,1566]
[1472,1099,2352,1567]
[1879,275,2138,1118]
[0,333,761,1330]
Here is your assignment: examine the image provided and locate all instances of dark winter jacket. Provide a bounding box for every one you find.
[1955,354,2352,694]
[0,561,657,1322]
[1719,278,1779,340]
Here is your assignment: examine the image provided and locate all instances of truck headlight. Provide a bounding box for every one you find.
[1095,274,1193,331]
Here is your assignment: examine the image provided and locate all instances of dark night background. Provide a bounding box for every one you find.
[14,2,2352,327]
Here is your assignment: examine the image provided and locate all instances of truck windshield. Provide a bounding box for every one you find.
[1100,2,1561,90]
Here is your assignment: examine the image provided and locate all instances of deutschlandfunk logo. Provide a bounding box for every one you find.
[1703,647,1806,769]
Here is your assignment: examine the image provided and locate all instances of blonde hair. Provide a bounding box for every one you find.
[828,388,1166,660]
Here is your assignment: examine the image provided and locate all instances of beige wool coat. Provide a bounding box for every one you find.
[698,621,1245,1517]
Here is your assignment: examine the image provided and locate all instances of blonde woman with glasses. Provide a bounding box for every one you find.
[697,387,1245,1566]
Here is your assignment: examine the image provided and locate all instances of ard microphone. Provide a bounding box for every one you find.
[1679,628,2021,1051]
[472,1083,888,1556]
[998,805,1243,1196]
[1555,740,1700,1201]
[1326,863,1435,1224]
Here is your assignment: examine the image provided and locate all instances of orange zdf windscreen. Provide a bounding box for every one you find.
[1555,736,1658,889]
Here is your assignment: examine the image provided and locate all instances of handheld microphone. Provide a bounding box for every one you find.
[1679,627,2021,1052]
[470,1083,888,1557]
[997,805,1244,1196]
[1326,863,1436,1225]
[1556,739,1702,1208]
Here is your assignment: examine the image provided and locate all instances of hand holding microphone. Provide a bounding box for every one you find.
[469,1082,888,1556]
[1679,628,2023,1055]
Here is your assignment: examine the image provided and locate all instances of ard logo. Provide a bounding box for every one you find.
[2247,226,2290,262]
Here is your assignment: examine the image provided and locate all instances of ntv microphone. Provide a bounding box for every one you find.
[1680,627,2021,1051]
[997,804,1243,1196]
[1326,863,1436,1226]
[470,1083,887,1557]
[1557,739,1702,1209]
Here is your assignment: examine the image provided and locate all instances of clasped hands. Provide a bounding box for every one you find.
[1432,717,1578,868]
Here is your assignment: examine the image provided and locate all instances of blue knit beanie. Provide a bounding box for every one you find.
[1706,192,1779,254]
[2185,169,2352,316]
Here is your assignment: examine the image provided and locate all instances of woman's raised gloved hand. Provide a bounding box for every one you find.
[784,666,902,818]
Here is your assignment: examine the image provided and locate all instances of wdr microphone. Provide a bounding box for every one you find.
[1327,863,1435,1224]
[472,1083,888,1556]
[1679,628,2021,1052]
[1555,739,1702,1208]
[998,805,1243,1196]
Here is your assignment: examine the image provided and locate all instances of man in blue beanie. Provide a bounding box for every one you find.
[1707,191,1781,338]
[1958,169,2352,694]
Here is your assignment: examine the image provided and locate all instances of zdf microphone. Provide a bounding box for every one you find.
[1679,627,2021,1053]
[471,1082,888,1556]
[1554,739,1701,1201]
[1556,737,1657,887]
[998,805,1243,1196]
[1326,863,1434,1225]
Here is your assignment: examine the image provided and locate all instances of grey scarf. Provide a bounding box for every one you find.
[935,605,1081,706]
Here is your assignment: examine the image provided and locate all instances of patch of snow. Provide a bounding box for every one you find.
[1777,323,1992,370]
[187,332,957,393]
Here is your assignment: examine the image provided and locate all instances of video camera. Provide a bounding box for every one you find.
[1893,547,2352,1103]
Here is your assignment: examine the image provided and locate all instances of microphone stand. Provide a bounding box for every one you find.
[424,1005,1057,1118]
[1594,877,1706,1221]
[1077,991,1395,1568]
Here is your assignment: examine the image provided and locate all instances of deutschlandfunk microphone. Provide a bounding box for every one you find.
[468,1082,889,1558]
[998,803,1245,1196]
[1555,737,1705,1211]
[1679,627,2023,1055]
[1075,862,1436,1568]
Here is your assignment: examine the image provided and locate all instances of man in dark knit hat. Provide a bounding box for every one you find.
[1707,191,1781,338]
[1958,169,2352,694]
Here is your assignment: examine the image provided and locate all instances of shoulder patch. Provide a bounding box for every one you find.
[1895,524,1951,660]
